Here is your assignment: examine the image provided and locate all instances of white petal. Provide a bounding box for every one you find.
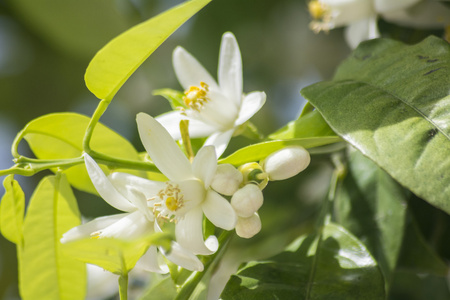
[135,246,169,274]
[344,16,380,49]
[61,213,129,243]
[374,0,420,13]
[202,190,237,230]
[210,164,243,196]
[156,111,218,140]
[321,0,374,27]
[218,32,243,107]
[161,242,204,271]
[204,129,234,158]
[235,213,262,239]
[192,146,217,188]
[84,154,136,212]
[95,210,153,240]
[234,92,266,126]
[137,113,193,182]
[108,172,165,199]
[382,2,450,28]
[173,46,220,91]
[177,179,206,214]
[230,184,263,218]
[126,188,154,222]
[175,206,218,255]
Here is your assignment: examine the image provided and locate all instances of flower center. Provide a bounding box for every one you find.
[183,82,210,112]
[308,0,327,20]
[308,1,332,33]
[151,182,185,222]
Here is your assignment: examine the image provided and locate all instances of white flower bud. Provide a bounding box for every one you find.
[235,213,262,239]
[261,146,310,181]
[231,184,263,218]
[211,164,243,196]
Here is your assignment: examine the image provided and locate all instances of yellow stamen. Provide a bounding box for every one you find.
[165,196,179,211]
[183,82,209,112]
[308,0,326,20]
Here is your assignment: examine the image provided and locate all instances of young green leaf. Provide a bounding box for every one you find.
[85,0,212,102]
[335,148,408,289]
[0,175,25,246]
[301,36,450,215]
[219,137,341,166]
[20,174,86,300]
[139,277,178,300]
[19,112,142,194]
[221,223,385,299]
[153,88,186,110]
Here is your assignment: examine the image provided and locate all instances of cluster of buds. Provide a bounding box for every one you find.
[210,146,311,239]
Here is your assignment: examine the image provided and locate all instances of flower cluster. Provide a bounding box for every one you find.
[61,32,311,274]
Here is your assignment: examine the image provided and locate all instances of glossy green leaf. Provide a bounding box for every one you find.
[61,232,172,275]
[85,0,212,101]
[269,109,336,140]
[0,175,25,245]
[335,148,408,288]
[20,174,86,300]
[154,88,186,110]
[221,223,385,300]
[21,112,141,194]
[219,137,341,166]
[301,36,450,214]
[140,277,177,300]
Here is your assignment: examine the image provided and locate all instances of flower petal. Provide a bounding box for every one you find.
[84,154,136,212]
[175,206,218,255]
[374,0,420,13]
[137,113,193,182]
[61,213,128,243]
[202,190,237,230]
[161,242,204,271]
[108,172,165,199]
[234,91,266,126]
[218,32,243,108]
[173,46,220,91]
[382,2,450,28]
[95,210,153,240]
[135,246,169,274]
[204,129,234,158]
[156,111,218,140]
[192,146,217,188]
[344,16,380,49]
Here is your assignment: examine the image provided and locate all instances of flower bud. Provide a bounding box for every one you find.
[261,146,310,181]
[211,164,243,196]
[231,184,263,218]
[235,213,262,239]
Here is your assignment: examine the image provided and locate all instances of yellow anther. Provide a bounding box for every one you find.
[183,82,210,112]
[308,0,326,20]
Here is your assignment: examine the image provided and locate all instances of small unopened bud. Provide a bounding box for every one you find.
[231,184,263,218]
[261,146,310,181]
[211,164,243,196]
[235,213,262,239]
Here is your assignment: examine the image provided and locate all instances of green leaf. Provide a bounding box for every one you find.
[221,223,385,299]
[154,88,186,110]
[140,276,177,300]
[335,148,408,288]
[219,137,341,166]
[301,36,450,214]
[61,232,172,275]
[20,174,86,300]
[21,112,141,194]
[0,175,25,245]
[268,109,336,140]
[85,0,212,101]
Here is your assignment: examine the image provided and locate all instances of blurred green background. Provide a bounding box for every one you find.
[0,0,448,299]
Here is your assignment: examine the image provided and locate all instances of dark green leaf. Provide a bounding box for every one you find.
[221,223,385,300]
[301,36,450,214]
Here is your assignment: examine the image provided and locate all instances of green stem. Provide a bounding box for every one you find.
[11,129,26,159]
[119,274,129,300]
[174,231,233,300]
[83,99,110,153]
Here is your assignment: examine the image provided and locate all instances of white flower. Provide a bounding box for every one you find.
[137,112,237,255]
[235,213,262,239]
[210,164,243,196]
[260,146,311,181]
[231,184,263,218]
[156,32,266,157]
[61,154,203,272]
[308,0,449,48]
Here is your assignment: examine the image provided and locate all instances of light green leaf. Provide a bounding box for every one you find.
[140,277,177,300]
[85,0,212,101]
[335,148,408,289]
[21,112,142,194]
[20,174,86,300]
[61,232,172,275]
[0,175,25,245]
[219,137,341,166]
[221,223,385,299]
[268,109,336,140]
[301,36,450,214]
[154,88,186,110]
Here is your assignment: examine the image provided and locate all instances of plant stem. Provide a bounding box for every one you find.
[83,99,110,153]
[119,274,129,300]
